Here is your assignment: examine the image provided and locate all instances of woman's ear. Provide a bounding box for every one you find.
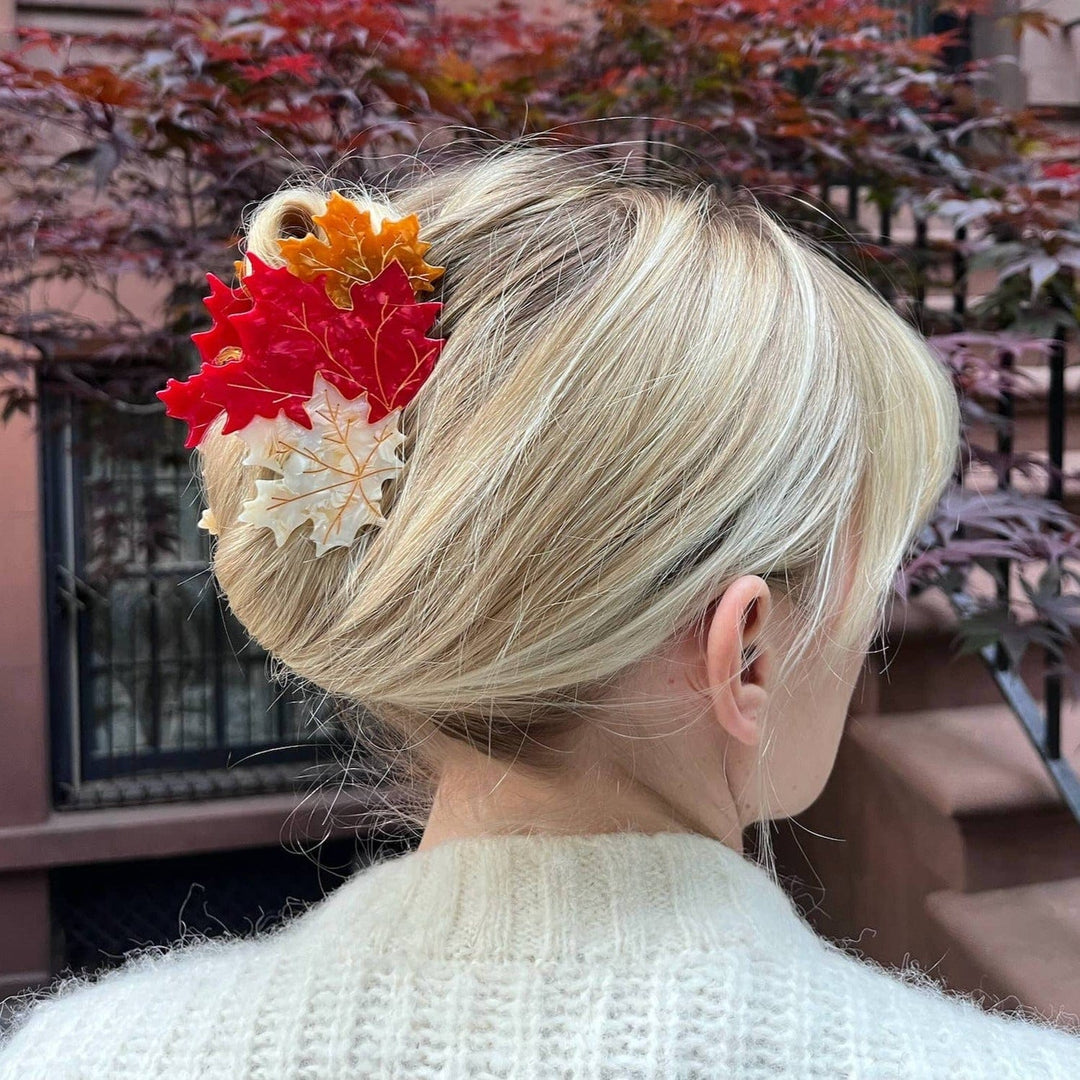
[702,577,772,747]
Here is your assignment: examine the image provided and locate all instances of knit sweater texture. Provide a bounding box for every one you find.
[1,829,1079,1078]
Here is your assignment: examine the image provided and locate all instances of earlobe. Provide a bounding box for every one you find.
[702,577,772,748]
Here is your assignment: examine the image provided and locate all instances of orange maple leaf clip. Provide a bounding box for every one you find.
[276,191,445,308]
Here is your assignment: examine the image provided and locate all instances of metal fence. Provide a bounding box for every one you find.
[971,328,1080,822]
[41,388,332,809]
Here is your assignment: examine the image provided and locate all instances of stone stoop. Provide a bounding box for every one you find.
[925,879,1080,1024]
[772,692,1080,1021]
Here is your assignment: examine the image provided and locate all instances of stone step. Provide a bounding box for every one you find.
[925,878,1080,1021]
[771,703,1080,988]
[963,447,1080,508]
[964,364,1080,459]
[849,705,1080,892]
[870,632,1079,713]
[969,409,1078,458]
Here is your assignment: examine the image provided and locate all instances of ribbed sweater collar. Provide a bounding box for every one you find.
[295,829,821,962]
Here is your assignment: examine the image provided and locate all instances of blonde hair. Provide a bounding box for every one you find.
[199,142,960,836]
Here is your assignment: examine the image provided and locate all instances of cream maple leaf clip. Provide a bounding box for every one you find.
[234,373,406,556]
[197,507,220,535]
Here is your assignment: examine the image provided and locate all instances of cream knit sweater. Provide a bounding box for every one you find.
[1,829,1079,1078]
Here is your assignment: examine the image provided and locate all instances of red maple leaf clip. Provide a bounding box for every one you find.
[158,256,444,449]
[190,272,251,365]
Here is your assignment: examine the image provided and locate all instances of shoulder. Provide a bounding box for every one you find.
[785,933,1080,1078]
[0,857,407,1080]
[0,928,283,1080]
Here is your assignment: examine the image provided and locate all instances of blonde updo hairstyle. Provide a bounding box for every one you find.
[199,143,960,836]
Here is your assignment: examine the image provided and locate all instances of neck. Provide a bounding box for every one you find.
[417,749,746,854]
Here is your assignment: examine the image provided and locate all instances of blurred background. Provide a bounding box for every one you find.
[2,0,1080,1026]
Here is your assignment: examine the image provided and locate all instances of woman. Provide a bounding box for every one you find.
[3,141,1078,1078]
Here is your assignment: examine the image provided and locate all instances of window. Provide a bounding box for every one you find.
[42,388,331,808]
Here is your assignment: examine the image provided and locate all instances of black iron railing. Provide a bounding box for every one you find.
[957,326,1080,821]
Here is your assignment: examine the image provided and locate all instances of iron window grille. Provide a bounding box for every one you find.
[41,386,333,810]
